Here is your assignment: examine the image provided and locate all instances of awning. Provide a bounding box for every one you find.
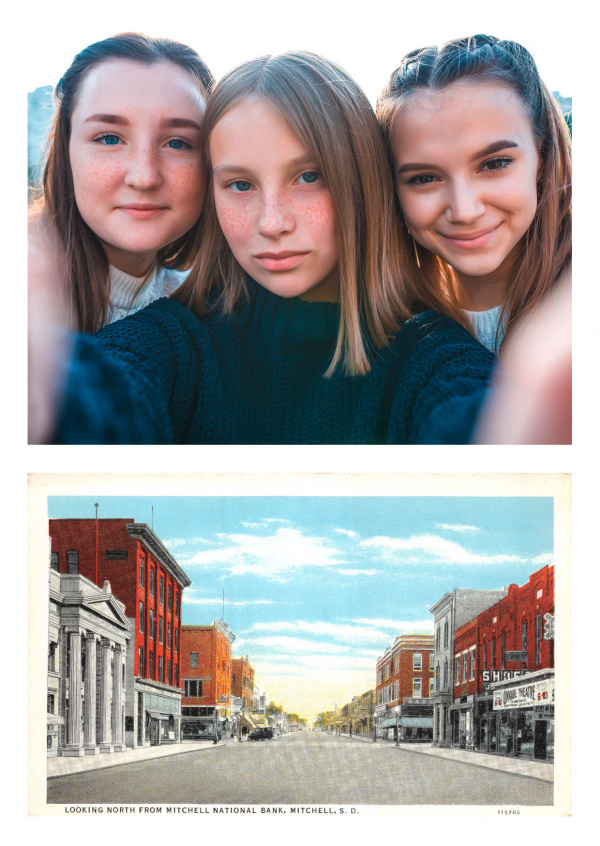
[399,717,432,728]
[147,711,173,720]
[378,717,398,728]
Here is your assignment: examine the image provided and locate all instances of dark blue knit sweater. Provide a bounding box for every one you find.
[53,280,496,444]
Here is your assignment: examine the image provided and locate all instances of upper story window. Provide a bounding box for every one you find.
[413,677,422,697]
[168,584,173,612]
[149,609,154,638]
[455,656,461,685]
[436,626,440,652]
[535,614,542,665]
[139,601,144,633]
[469,648,475,681]
[443,621,449,649]
[139,557,145,587]
[429,653,434,670]
[462,652,468,683]
[159,575,164,605]
[522,619,528,652]
[150,567,155,597]
[190,652,199,669]
[413,653,422,671]
[66,550,79,574]
[175,591,179,617]
[50,552,59,571]
[159,617,164,645]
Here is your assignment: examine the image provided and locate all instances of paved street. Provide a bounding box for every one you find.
[47,732,553,806]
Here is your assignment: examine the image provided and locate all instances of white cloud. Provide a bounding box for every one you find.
[531,553,553,566]
[436,523,480,534]
[183,527,345,578]
[182,594,273,607]
[350,617,434,633]
[336,568,379,576]
[244,619,395,643]
[360,534,525,566]
[334,528,359,539]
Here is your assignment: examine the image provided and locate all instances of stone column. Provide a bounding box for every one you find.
[112,645,126,751]
[83,632,99,754]
[99,638,114,753]
[63,628,84,756]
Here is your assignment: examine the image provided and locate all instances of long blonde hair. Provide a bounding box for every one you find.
[376,34,572,350]
[175,51,411,376]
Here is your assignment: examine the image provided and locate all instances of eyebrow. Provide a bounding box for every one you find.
[213,154,317,177]
[83,114,202,130]
[397,140,519,174]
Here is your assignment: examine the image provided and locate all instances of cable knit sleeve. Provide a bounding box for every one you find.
[52,299,202,444]
[385,312,497,445]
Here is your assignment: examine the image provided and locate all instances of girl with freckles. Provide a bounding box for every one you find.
[35,51,497,445]
[30,32,213,332]
[376,34,571,354]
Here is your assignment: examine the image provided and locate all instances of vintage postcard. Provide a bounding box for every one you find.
[29,472,571,819]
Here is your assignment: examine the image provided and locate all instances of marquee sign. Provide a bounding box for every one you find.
[493,677,555,710]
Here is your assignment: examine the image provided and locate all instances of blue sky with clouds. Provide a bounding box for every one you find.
[48,494,553,722]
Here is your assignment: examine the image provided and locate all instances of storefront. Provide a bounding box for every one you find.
[450,695,475,749]
[481,670,554,760]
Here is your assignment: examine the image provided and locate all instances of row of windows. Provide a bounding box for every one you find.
[137,646,179,686]
[139,602,179,653]
[378,652,433,683]
[139,556,179,615]
[435,621,450,653]
[377,677,432,704]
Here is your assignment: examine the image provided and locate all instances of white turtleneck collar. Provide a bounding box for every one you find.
[106,264,189,325]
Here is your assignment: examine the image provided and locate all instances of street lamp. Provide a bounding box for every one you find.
[395,705,400,747]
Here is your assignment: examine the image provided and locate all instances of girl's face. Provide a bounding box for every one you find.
[210,96,339,302]
[390,80,540,305]
[69,59,207,277]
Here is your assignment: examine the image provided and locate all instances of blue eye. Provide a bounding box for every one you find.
[298,171,320,184]
[167,138,190,150]
[230,180,252,193]
[96,134,121,146]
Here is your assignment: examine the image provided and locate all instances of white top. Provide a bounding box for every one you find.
[464,304,504,354]
[106,264,190,325]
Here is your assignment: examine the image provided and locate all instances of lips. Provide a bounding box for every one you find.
[118,204,168,219]
[254,251,309,271]
[439,224,501,250]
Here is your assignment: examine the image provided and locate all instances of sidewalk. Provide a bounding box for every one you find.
[337,733,554,783]
[47,738,233,779]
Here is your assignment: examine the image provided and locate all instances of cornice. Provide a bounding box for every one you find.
[127,523,191,587]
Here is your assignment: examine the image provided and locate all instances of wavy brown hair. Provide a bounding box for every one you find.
[174,51,411,376]
[376,34,572,351]
[33,32,214,332]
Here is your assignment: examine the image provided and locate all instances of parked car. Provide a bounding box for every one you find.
[248,727,273,741]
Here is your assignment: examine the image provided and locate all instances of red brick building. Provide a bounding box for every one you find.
[231,657,255,708]
[374,634,434,741]
[49,518,191,747]
[452,565,554,759]
[180,621,236,738]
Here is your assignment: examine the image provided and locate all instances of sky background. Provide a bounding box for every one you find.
[24,0,574,100]
[47,493,554,723]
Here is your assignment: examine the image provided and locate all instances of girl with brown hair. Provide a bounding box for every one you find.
[31,51,496,444]
[377,34,571,354]
[31,32,214,332]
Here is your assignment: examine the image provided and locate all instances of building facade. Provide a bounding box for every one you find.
[47,566,131,758]
[180,621,235,738]
[374,634,434,741]
[456,565,555,760]
[49,518,191,747]
[429,587,509,747]
[231,657,255,708]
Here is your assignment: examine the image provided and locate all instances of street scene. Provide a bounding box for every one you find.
[47,730,553,806]
[31,477,567,812]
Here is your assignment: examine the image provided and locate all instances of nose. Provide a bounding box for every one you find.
[445,180,486,225]
[257,189,294,238]
[124,144,163,191]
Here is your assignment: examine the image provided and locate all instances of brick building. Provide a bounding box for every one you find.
[429,587,509,747]
[453,565,555,759]
[180,621,236,739]
[374,634,434,741]
[231,657,255,707]
[49,518,191,747]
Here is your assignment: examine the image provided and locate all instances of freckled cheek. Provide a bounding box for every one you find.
[215,201,255,247]
[71,158,123,210]
[169,162,208,214]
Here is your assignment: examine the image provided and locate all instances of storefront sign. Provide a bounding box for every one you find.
[105,549,128,559]
[504,651,528,662]
[493,677,555,710]
[481,670,527,689]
